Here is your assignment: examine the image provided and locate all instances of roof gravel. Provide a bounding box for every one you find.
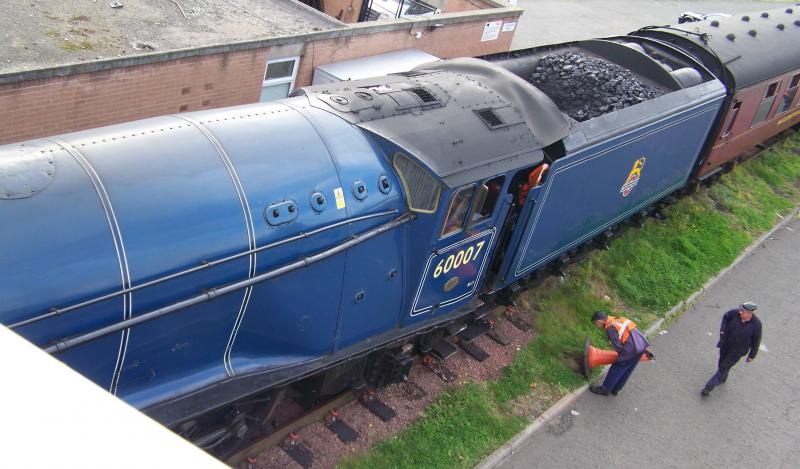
[0,0,343,75]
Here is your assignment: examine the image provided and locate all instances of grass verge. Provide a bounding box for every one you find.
[340,134,800,469]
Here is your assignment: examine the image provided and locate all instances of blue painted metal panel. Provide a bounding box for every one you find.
[0,140,125,390]
[227,255,347,375]
[496,97,724,288]
[401,184,511,326]
[0,99,413,410]
[198,102,351,375]
[299,105,409,350]
[411,228,496,316]
[67,117,252,401]
[336,230,404,350]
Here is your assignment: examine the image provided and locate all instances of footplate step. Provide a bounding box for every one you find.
[430,337,458,360]
[486,318,511,346]
[459,340,489,362]
[444,320,467,336]
[457,322,491,343]
[281,432,314,469]
[324,410,359,444]
[422,354,456,382]
[359,389,396,422]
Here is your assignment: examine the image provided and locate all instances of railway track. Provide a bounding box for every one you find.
[222,309,526,469]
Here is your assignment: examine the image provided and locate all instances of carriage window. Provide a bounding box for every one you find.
[765,82,779,98]
[470,176,505,226]
[441,185,475,237]
[777,74,800,114]
[393,152,440,213]
[751,81,780,127]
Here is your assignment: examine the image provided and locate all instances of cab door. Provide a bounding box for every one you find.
[408,176,506,319]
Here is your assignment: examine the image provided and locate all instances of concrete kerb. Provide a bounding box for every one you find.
[475,206,800,469]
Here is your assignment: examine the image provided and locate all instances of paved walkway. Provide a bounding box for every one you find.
[496,216,800,468]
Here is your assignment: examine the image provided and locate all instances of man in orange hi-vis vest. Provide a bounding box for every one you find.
[589,311,652,396]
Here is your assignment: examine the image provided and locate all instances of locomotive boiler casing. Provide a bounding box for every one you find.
[0,100,407,416]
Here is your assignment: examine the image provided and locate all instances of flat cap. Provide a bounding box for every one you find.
[740,302,758,312]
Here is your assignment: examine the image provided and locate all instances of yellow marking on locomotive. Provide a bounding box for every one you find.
[334,187,346,209]
[620,157,646,197]
[433,240,486,279]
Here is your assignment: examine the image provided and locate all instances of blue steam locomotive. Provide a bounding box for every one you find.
[2,7,799,452]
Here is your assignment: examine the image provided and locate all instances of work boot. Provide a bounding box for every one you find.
[589,385,610,396]
[611,388,620,396]
[701,388,710,397]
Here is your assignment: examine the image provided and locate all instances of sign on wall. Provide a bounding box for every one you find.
[481,20,502,41]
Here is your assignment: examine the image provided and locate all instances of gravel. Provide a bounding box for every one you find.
[527,52,665,122]
[254,311,536,469]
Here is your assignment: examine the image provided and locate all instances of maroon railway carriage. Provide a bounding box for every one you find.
[632,7,800,181]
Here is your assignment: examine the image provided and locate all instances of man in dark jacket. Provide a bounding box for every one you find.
[589,311,651,396]
[701,302,762,396]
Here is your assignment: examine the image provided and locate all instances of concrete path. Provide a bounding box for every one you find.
[511,1,790,50]
[494,216,800,468]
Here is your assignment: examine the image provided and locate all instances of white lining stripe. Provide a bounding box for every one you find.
[49,139,133,395]
[174,117,258,377]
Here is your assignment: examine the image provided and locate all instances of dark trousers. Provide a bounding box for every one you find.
[705,350,743,391]
[602,353,643,392]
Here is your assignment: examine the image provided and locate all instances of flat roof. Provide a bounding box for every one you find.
[314,48,439,82]
[0,0,343,75]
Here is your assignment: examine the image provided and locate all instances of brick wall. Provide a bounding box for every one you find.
[0,50,266,145]
[0,13,519,145]
[295,15,517,87]
[322,0,363,23]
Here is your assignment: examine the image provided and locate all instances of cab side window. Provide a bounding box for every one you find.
[469,176,505,226]
[393,152,440,213]
[440,185,475,238]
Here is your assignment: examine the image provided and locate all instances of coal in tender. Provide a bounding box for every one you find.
[528,52,665,122]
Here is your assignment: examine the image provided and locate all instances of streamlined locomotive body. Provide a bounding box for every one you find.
[0,7,796,451]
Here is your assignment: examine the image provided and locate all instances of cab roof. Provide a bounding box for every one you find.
[295,58,572,188]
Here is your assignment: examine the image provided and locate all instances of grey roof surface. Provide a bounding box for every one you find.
[0,0,343,75]
[297,58,571,187]
[638,6,800,89]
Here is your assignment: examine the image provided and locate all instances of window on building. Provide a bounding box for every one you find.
[261,57,299,102]
[719,100,741,139]
[440,185,475,238]
[750,81,780,127]
[776,74,800,115]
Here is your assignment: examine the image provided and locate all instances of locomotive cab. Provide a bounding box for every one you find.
[297,60,571,326]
